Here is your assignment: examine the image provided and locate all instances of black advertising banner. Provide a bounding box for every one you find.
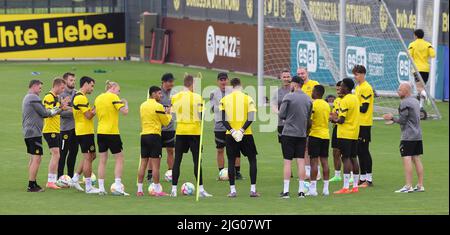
[0,13,126,59]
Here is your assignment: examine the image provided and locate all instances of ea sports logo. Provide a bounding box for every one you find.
[206,26,215,64]
[246,0,253,19]
[397,52,411,82]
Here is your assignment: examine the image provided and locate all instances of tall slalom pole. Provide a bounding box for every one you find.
[195,100,206,202]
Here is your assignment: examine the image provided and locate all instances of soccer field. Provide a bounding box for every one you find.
[0,61,448,215]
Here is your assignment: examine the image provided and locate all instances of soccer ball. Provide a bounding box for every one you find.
[110,183,124,193]
[181,182,195,195]
[148,183,163,195]
[164,170,173,182]
[219,168,229,181]
[82,173,97,185]
[304,181,310,193]
[56,175,71,188]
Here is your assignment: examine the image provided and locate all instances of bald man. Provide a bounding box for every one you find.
[383,83,425,193]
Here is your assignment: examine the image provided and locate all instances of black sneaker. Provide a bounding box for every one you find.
[27,184,44,192]
[236,172,243,180]
[367,181,374,187]
[298,192,305,198]
[280,192,290,199]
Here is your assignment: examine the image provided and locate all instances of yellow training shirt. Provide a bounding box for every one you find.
[95,92,125,135]
[337,94,360,140]
[42,91,60,133]
[140,98,172,135]
[310,99,331,139]
[355,80,374,126]
[72,91,94,136]
[408,38,436,72]
[219,90,257,135]
[302,79,320,98]
[171,90,203,135]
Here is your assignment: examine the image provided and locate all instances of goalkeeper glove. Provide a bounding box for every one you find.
[230,129,242,142]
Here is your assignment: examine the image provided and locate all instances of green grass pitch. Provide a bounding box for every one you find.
[0,61,448,214]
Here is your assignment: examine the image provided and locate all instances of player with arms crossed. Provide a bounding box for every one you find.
[297,67,320,180]
[137,86,172,196]
[331,78,360,194]
[42,78,68,189]
[383,83,425,193]
[22,80,61,192]
[220,78,259,197]
[353,65,374,187]
[210,72,242,180]
[278,76,312,199]
[68,76,99,194]
[170,75,212,197]
[308,85,331,196]
[147,73,176,183]
[95,81,129,196]
[58,73,79,178]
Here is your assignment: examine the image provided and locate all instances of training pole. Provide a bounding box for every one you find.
[195,100,206,201]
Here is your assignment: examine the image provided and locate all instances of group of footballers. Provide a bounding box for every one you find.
[270,65,375,198]
[21,63,426,198]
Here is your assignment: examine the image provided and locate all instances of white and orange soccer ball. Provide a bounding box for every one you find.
[219,168,229,181]
[181,182,195,195]
[56,175,71,188]
[164,170,173,182]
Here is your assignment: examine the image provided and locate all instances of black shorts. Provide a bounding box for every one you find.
[281,136,306,160]
[415,72,429,84]
[277,126,284,143]
[358,126,371,143]
[97,134,123,154]
[141,134,162,158]
[25,137,43,155]
[77,134,96,154]
[215,131,226,149]
[308,136,329,158]
[175,135,200,154]
[331,126,338,148]
[43,133,61,149]
[400,140,423,157]
[161,131,175,148]
[338,138,358,159]
[225,134,258,158]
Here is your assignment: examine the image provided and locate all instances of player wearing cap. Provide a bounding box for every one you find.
[278,76,312,199]
[210,72,242,180]
[330,78,360,194]
[22,80,61,192]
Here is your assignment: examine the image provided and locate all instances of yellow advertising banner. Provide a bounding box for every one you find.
[0,13,126,59]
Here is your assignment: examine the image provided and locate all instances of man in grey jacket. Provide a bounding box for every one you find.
[383,82,425,193]
[58,72,79,178]
[278,75,312,198]
[23,80,60,192]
